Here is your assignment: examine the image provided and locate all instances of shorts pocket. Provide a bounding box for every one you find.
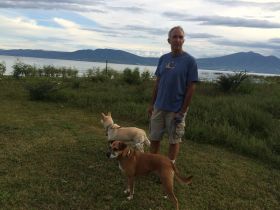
[174,123,185,139]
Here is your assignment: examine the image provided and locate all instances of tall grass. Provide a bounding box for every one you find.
[1,73,279,168]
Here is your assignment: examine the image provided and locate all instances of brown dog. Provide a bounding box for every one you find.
[107,141,192,210]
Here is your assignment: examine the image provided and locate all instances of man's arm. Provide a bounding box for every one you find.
[179,82,196,114]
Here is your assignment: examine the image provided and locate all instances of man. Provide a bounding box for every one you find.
[148,26,198,164]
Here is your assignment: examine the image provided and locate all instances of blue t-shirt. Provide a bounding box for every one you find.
[154,52,198,112]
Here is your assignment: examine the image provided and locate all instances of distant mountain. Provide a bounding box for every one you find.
[197,51,280,74]
[0,49,158,66]
[0,49,279,74]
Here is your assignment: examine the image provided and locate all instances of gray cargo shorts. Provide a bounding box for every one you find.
[149,108,187,144]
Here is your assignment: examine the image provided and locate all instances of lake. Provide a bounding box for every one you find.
[0,55,277,81]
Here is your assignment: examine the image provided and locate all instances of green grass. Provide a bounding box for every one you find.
[14,76,279,168]
[0,76,280,209]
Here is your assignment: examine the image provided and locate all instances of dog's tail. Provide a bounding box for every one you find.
[171,162,193,185]
[144,134,151,146]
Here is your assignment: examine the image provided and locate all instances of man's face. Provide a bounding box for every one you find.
[168,28,185,54]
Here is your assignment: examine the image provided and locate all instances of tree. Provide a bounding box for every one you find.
[141,70,151,81]
[0,61,6,77]
[123,67,141,84]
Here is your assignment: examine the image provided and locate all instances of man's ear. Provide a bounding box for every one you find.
[167,38,171,44]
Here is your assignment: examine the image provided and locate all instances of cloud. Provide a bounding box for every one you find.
[0,0,279,58]
[81,23,168,39]
[162,12,280,28]
[53,17,80,28]
[106,6,146,13]
[123,25,167,36]
[187,33,221,39]
[0,0,105,12]
[269,38,280,43]
[211,38,280,50]
[211,0,280,11]
[0,0,148,14]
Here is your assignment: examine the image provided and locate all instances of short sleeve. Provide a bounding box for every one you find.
[187,59,198,84]
[155,56,163,77]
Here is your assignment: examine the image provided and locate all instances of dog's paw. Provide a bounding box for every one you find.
[163,195,168,199]
[127,195,133,200]
[124,189,130,194]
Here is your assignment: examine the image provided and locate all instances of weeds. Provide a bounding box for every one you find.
[25,79,60,101]
[216,71,250,92]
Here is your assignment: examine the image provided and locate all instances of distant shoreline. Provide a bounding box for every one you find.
[1,55,279,82]
[1,49,280,74]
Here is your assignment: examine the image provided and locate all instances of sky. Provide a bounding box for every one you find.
[0,0,280,58]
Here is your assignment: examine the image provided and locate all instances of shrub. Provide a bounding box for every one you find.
[141,70,151,81]
[25,80,59,100]
[123,68,141,84]
[12,60,38,78]
[216,71,249,92]
[85,68,95,78]
[0,61,6,77]
[12,60,26,78]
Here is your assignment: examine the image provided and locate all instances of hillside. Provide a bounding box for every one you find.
[0,49,280,74]
[197,51,280,74]
[0,48,158,66]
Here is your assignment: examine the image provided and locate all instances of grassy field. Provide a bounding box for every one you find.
[0,76,280,209]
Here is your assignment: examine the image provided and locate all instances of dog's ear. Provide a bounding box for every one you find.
[111,140,123,150]
[101,113,106,118]
[119,142,131,157]
[119,142,127,150]
[111,124,120,129]
[108,112,111,116]
[122,147,131,157]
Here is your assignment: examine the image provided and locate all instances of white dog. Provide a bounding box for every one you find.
[100,112,150,152]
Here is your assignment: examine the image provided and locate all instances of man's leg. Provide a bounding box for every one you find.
[150,141,161,154]
[168,143,179,162]
[149,108,164,154]
[166,111,185,163]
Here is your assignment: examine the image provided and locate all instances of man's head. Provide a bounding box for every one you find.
[168,26,185,54]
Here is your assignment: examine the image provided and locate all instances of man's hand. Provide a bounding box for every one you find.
[174,112,184,124]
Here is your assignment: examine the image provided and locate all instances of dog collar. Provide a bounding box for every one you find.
[105,122,114,134]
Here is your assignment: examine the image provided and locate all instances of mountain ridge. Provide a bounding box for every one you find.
[0,49,279,74]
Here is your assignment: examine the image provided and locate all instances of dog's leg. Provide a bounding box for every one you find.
[126,177,134,200]
[124,177,130,194]
[160,173,179,210]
